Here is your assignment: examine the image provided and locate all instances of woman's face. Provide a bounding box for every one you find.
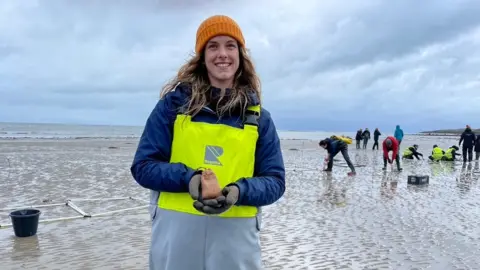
[204,35,240,89]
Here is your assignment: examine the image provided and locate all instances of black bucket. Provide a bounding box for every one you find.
[9,209,41,237]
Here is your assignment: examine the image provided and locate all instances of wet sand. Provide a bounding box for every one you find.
[1,137,479,269]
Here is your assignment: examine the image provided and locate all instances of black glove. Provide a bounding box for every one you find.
[193,196,226,213]
[222,185,240,205]
[388,158,392,164]
[193,185,240,215]
[188,172,202,200]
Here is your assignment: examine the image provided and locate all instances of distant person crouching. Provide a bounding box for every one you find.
[402,144,423,160]
[442,145,461,161]
[319,138,356,176]
[428,145,445,162]
[382,136,402,171]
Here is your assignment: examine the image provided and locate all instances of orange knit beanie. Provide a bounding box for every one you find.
[195,15,245,54]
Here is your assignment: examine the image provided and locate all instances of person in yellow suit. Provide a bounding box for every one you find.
[428,145,445,162]
[442,145,461,161]
[402,144,423,160]
[130,15,286,270]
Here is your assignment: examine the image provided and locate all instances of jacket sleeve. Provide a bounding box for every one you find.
[382,141,388,159]
[232,109,286,207]
[459,133,464,145]
[392,141,399,160]
[130,95,198,193]
[328,140,337,154]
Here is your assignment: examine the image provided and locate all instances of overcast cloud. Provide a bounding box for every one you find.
[1,0,480,133]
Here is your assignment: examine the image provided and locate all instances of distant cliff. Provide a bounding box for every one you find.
[420,128,480,135]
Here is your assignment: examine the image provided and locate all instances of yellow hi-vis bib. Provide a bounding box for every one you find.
[432,147,444,160]
[445,148,454,159]
[403,147,413,157]
[158,105,260,218]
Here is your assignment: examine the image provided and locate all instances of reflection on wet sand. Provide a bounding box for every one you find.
[456,163,478,195]
[380,171,398,199]
[9,235,41,265]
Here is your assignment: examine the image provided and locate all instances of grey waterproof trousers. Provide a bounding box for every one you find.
[148,191,263,270]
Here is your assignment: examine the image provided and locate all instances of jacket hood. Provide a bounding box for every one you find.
[396,125,400,129]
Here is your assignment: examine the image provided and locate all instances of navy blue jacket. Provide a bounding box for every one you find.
[374,130,381,141]
[325,138,343,156]
[459,129,476,148]
[130,84,286,207]
[475,135,480,152]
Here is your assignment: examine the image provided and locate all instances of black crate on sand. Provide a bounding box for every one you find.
[407,175,429,185]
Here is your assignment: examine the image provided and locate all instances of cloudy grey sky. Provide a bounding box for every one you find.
[1,0,480,133]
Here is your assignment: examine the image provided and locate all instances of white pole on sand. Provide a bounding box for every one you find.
[0,215,86,229]
[66,200,91,217]
[129,197,149,204]
[68,197,131,202]
[0,197,139,212]
[0,197,149,229]
[0,202,66,212]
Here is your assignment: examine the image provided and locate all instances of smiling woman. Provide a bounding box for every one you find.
[130,15,286,270]
[204,36,241,88]
[159,15,261,118]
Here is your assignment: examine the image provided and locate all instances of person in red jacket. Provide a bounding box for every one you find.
[382,136,403,171]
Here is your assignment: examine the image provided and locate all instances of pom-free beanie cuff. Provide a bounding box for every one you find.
[195,15,245,54]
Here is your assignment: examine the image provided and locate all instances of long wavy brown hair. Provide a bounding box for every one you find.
[160,46,261,118]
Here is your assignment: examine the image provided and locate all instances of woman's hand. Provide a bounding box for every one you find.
[192,185,240,215]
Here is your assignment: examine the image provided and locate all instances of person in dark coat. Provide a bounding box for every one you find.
[355,129,363,149]
[372,128,381,150]
[459,125,476,162]
[319,138,356,176]
[475,134,480,161]
[362,128,371,149]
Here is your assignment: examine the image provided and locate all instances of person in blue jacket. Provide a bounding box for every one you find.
[394,125,404,146]
[130,15,285,270]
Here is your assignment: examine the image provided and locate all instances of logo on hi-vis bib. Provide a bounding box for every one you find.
[204,145,223,166]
